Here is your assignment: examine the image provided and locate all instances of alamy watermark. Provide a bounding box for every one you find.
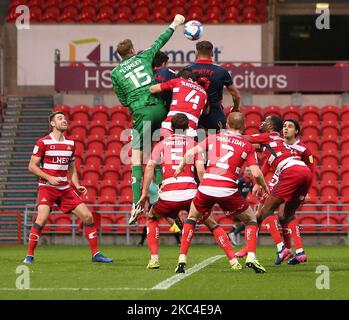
[315,265,330,290]
[15,265,30,289]
[315,5,330,30]
[15,5,30,30]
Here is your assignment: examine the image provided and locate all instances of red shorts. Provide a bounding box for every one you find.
[152,197,192,219]
[270,165,312,203]
[37,186,83,214]
[193,190,249,223]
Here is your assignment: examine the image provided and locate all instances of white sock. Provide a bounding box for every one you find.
[229,258,238,265]
[151,255,159,260]
[296,248,304,254]
[179,254,187,264]
[247,252,256,260]
[277,242,284,252]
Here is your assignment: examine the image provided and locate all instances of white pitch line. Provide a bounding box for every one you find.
[0,255,224,292]
[0,287,150,291]
[152,255,224,290]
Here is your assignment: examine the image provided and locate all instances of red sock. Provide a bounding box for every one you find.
[212,227,235,260]
[180,221,196,255]
[146,219,159,255]
[27,225,43,256]
[84,224,99,256]
[263,215,283,246]
[288,219,303,251]
[281,223,292,249]
[245,224,258,253]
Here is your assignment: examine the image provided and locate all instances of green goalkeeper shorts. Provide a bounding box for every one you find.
[131,104,167,150]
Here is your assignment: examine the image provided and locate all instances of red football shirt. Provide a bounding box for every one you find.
[151,134,202,201]
[198,131,258,197]
[160,78,207,133]
[32,133,75,190]
[247,132,307,175]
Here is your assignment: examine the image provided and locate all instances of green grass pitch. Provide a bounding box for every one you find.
[0,245,348,300]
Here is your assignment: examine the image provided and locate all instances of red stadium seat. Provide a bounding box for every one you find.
[322,118,339,132]
[136,0,152,6]
[104,149,120,165]
[55,215,72,233]
[321,139,339,152]
[82,163,101,181]
[106,136,123,152]
[320,195,339,213]
[319,214,340,232]
[120,185,132,198]
[302,119,321,136]
[263,105,282,118]
[341,136,349,151]
[111,106,129,124]
[134,5,149,21]
[169,6,186,18]
[341,149,349,165]
[102,163,121,182]
[113,12,131,23]
[87,134,106,151]
[302,106,321,122]
[85,149,103,166]
[153,0,168,6]
[91,105,109,122]
[298,216,319,232]
[60,6,78,22]
[152,6,168,20]
[341,105,349,121]
[71,105,90,122]
[321,105,340,122]
[243,0,257,7]
[321,149,339,166]
[81,179,99,197]
[62,0,79,8]
[225,0,240,8]
[245,105,263,119]
[308,184,319,197]
[100,179,118,198]
[205,9,221,24]
[320,180,339,198]
[82,185,97,201]
[187,6,204,21]
[340,163,349,182]
[99,214,115,233]
[320,164,339,181]
[96,5,114,22]
[42,6,60,22]
[108,125,124,138]
[302,135,320,151]
[282,105,301,121]
[89,119,108,137]
[222,8,239,23]
[43,0,60,8]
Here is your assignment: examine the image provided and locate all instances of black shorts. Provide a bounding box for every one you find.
[198,109,227,131]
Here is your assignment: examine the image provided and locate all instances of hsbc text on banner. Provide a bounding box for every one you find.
[17,25,262,86]
[55,66,349,92]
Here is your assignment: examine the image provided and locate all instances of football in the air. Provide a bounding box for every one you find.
[183,20,203,41]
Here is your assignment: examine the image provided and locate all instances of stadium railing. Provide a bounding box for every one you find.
[0,47,3,97]
[22,203,349,246]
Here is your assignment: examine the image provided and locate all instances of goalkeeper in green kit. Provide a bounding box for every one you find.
[111,14,186,224]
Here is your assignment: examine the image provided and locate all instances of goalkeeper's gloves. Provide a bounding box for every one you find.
[169,14,185,30]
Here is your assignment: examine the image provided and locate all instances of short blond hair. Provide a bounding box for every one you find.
[117,39,134,58]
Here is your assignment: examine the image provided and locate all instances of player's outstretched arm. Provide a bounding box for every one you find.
[28,156,60,185]
[68,162,87,194]
[144,15,185,61]
[250,165,269,195]
[149,84,163,94]
[227,84,241,111]
[174,145,204,178]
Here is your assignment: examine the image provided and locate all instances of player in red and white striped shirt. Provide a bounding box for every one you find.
[149,68,208,138]
[137,113,243,270]
[245,116,312,265]
[174,112,268,274]
[23,111,112,264]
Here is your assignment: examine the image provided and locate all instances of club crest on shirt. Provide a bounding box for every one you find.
[50,145,56,150]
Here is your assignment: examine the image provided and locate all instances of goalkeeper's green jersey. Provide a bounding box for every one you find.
[111,28,174,114]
